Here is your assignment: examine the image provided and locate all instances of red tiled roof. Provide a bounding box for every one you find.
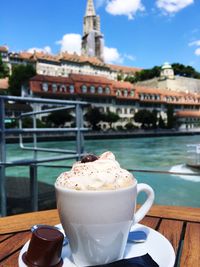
[30,74,72,83]
[0,46,8,52]
[112,80,133,89]
[60,52,107,67]
[8,49,142,72]
[33,52,60,62]
[69,73,112,84]
[107,64,142,74]
[9,51,36,62]
[135,85,163,95]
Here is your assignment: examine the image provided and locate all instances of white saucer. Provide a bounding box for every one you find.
[18,223,175,267]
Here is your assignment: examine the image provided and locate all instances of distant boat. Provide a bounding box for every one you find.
[186,144,200,169]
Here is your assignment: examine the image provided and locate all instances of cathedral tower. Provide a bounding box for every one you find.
[81,0,104,61]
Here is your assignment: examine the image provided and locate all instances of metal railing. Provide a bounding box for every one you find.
[0,95,89,216]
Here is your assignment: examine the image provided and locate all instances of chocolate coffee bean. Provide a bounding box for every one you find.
[81,154,98,163]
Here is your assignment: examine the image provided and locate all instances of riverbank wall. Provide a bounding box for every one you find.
[5,128,200,143]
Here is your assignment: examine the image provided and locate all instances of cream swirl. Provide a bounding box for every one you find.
[55,151,135,190]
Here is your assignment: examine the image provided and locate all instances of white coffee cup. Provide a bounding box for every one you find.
[55,180,154,267]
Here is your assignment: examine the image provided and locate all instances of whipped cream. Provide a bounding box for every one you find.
[55,151,135,190]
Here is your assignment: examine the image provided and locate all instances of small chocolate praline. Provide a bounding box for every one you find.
[22,225,64,267]
[81,154,99,163]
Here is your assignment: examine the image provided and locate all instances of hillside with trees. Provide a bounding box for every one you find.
[121,63,200,83]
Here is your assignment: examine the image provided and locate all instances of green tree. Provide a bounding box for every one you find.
[166,105,176,129]
[152,109,158,129]
[16,117,46,128]
[158,115,165,129]
[0,54,9,78]
[134,109,157,129]
[8,64,36,96]
[134,66,161,82]
[85,107,104,130]
[46,109,73,127]
[125,122,135,130]
[172,63,200,78]
[117,73,123,81]
[103,111,120,128]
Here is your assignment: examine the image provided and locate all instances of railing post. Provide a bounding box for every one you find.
[0,98,7,216]
[76,103,84,160]
[30,164,38,211]
[33,104,38,161]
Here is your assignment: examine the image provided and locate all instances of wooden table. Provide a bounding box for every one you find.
[0,205,199,267]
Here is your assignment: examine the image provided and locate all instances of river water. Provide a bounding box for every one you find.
[6,135,200,207]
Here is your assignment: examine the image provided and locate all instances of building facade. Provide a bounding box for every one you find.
[28,73,200,129]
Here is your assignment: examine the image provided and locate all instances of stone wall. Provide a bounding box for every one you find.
[137,76,200,93]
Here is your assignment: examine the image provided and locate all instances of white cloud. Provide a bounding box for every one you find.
[105,0,145,20]
[189,40,200,46]
[56,34,82,54]
[124,54,136,61]
[27,46,51,54]
[104,46,123,64]
[156,0,194,14]
[195,48,200,56]
[188,39,200,57]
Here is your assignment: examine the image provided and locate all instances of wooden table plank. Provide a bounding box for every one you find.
[0,205,199,234]
[157,219,184,255]
[180,222,200,267]
[0,209,59,234]
[148,205,200,223]
[0,232,31,262]
[140,216,160,229]
[0,250,20,267]
[0,234,13,242]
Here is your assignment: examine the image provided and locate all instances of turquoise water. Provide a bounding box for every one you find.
[6,135,200,207]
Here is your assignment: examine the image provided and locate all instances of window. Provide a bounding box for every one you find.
[116,108,122,114]
[116,90,121,96]
[139,94,144,100]
[130,90,134,97]
[70,85,74,94]
[52,84,57,93]
[105,87,110,94]
[81,85,87,93]
[90,86,95,94]
[98,86,103,94]
[42,83,48,92]
[60,85,66,92]
[124,90,128,97]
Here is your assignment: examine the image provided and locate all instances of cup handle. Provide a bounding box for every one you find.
[134,183,155,224]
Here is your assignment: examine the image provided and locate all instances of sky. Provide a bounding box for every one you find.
[1,0,200,71]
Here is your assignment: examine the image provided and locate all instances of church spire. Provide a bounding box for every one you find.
[85,0,96,16]
[82,0,104,61]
